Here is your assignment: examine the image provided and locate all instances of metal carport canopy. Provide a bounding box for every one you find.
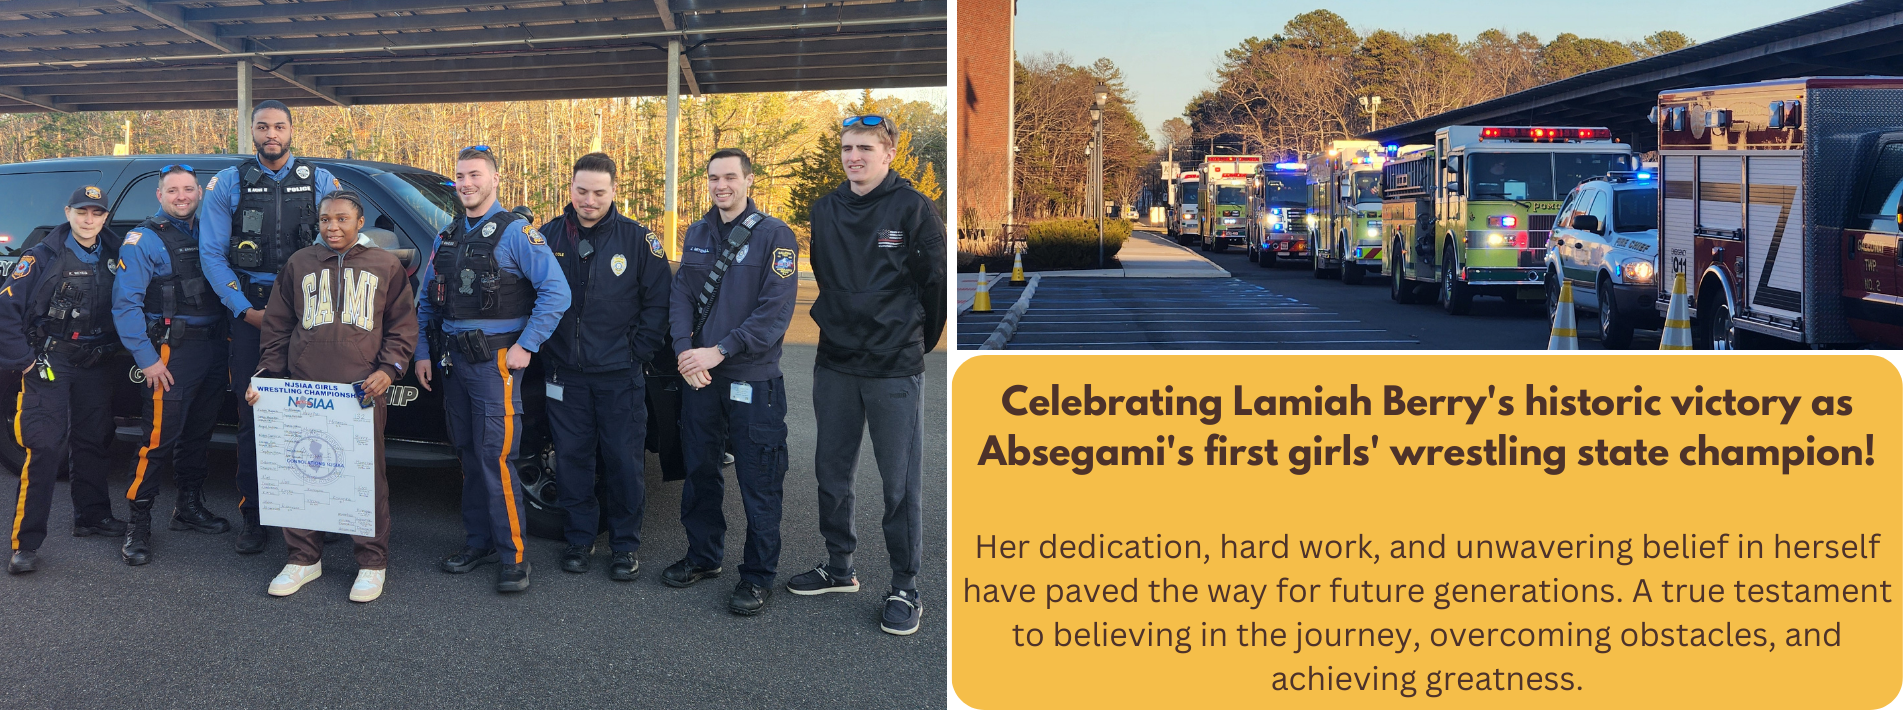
[0,0,945,112]
[1361,0,1903,152]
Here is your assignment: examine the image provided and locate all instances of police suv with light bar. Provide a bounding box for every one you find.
[1543,171,1664,348]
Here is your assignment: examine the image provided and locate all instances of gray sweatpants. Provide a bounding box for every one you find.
[812,365,925,591]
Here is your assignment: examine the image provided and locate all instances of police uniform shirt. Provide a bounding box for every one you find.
[413,201,571,362]
[0,225,116,370]
[198,155,337,318]
[114,213,222,369]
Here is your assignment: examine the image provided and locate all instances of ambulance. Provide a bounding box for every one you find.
[1382,126,1634,314]
[1306,141,1389,283]
[1172,171,1201,245]
[1654,77,1903,348]
[1197,155,1262,252]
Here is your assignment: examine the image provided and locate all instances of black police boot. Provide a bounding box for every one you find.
[122,500,154,566]
[560,543,594,573]
[73,513,128,538]
[610,552,639,582]
[233,509,268,555]
[441,547,499,574]
[729,580,772,616]
[661,558,722,588]
[169,483,230,534]
[7,549,37,574]
[496,562,531,593]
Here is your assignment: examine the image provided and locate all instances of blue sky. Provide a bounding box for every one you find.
[1014,0,1846,143]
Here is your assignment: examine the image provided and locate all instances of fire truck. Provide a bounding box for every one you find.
[1382,125,1634,314]
[1653,77,1903,348]
[1172,170,1201,245]
[1248,161,1309,268]
[1198,155,1262,251]
[1306,141,1388,283]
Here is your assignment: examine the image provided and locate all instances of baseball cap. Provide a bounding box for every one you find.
[68,185,108,211]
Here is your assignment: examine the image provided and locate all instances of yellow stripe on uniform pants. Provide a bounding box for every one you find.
[496,351,525,564]
[128,344,169,500]
[11,385,31,550]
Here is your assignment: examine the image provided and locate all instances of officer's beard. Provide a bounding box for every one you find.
[256,137,291,161]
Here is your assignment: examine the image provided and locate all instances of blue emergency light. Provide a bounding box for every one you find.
[1274,162,1306,170]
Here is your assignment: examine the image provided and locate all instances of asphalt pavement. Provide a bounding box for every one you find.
[962,230,1663,350]
[0,280,946,710]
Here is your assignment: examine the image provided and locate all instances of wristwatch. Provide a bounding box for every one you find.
[715,343,729,357]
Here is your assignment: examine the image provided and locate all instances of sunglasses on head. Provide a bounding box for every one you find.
[466,145,490,152]
[160,163,194,175]
[842,115,888,128]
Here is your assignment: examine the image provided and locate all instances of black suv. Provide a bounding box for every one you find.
[0,154,569,537]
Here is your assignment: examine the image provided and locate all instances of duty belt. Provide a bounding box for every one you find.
[447,329,521,364]
[38,337,120,367]
[149,318,218,344]
[240,277,273,310]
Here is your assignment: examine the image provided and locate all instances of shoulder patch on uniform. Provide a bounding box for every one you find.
[10,255,33,279]
[648,233,664,258]
[332,177,340,190]
[123,230,143,246]
[227,280,239,291]
[206,175,219,191]
[525,226,546,246]
[772,248,794,278]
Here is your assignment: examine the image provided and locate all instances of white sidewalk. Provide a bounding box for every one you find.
[1035,229,1229,278]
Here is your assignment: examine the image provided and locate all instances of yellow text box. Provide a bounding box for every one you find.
[952,355,1901,709]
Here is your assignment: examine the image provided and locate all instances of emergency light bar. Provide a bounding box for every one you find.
[1273,162,1307,170]
[1479,127,1609,141]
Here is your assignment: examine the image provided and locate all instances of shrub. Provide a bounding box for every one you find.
[1024,218,1131,269]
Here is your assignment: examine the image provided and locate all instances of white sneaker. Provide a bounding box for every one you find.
[350,568,385,602]
[268,562,321,597]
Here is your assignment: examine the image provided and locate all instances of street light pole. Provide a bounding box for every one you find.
[1358,95,1383,132]
[1093,83,1108,269]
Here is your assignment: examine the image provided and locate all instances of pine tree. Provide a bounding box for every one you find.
[786,129,844,227]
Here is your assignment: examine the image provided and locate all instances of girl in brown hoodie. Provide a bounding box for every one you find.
[246,191,417,602]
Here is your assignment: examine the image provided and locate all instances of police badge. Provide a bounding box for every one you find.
[295,165,311,180]
[772,248,794,278]
[734,244,749,263]
[611,254,626,276]
[481,222,497,238]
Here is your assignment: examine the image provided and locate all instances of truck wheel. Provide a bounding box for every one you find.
[1200,236,1211,252]
[1544,267,1562,324]
[1439,248,1472,316]
[1598,275,1635,349]
[1260,250,1277,269]
[1342,262,1366,285]
[1247,245,1259,263]
[1703,298,1740,350]
[521,446,567,541]
[1390,246,1417,304]
[1211,238,1227,253]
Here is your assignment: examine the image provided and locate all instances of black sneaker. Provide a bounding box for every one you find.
[560,543,594,573]
[7,549,36,575]
[441,547,499,574]
[729,580,771,616]
[660,558,722,588]
[496,562,531,593]
[786,563,860,595]
[233,520,269,554]
[72,515,127,537]
[609,552,639,581]
[881,588,922,636]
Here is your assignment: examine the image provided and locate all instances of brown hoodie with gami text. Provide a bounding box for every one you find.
[258,238,417,385]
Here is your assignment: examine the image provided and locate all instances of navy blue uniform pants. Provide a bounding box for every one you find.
[229,316,261,520]
[10,350,117,551]
[442,346,529,565]
[547,367,648,552]
[680,374,788,587]
[127,335,228,503]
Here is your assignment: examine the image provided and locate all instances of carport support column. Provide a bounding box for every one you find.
[665,38,682,260]
[235,59,250,154]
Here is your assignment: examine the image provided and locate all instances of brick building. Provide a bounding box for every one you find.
[956,0,1013,232]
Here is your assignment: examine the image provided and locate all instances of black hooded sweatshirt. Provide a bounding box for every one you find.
[807,170,946,377]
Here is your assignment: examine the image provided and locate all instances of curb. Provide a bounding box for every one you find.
[979,274,1039,350]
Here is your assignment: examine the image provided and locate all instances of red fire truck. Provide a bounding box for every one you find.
[1655,77,1903,348]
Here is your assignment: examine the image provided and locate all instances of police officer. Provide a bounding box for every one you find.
[540,153,670,580]
[664,148,800,616]
[1,186,126,573]
[198,100,337,554]
[415,146,570,593]
[115,164,235,565]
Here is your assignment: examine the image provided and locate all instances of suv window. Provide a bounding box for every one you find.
[375,172,458,235]
[0,170,103,254]
[114,170,213,229]
[1613,187,1658,233]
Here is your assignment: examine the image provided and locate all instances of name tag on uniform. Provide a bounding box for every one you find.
[545,381,564,402]
[730,382,752,404]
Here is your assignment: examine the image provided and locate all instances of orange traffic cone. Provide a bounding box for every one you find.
[971,265,993,313]
[1548,281,1578,350]
[1660,272,1692,350]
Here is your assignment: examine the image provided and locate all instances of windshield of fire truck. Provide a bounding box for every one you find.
[1260,174,1306,206]
[1180,182,1201,207]
[1215,186,1248,205]
[1468,153,1556,201]
[1353,171,1382,204]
